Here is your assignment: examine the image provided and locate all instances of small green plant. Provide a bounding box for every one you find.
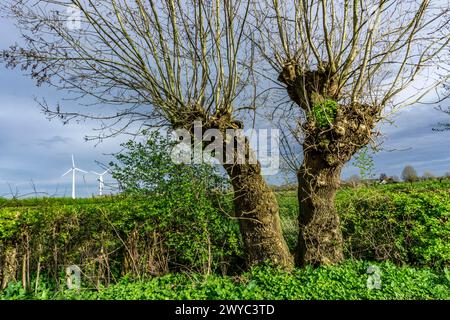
[352,146,375,180]
[312,99,338,128]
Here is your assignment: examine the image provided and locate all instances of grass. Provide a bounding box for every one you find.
[2,261,449,300]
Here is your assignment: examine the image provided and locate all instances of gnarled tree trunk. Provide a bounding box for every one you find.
[177,107,293,269]
[224,161,293,269]
[276,63,381,267]
[296,152,344,266]
[293,103,379,266]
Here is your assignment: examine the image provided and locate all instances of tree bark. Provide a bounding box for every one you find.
[296,151,344,266]
[277,63,381,267]
[179,110,294,270]
[224,161,293,269]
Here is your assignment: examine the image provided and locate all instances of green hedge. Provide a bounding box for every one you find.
[0,194,242,289]
[1,180,449,294]
[278,180,450,269]
[337,187,450,268]
[2,261,449,300]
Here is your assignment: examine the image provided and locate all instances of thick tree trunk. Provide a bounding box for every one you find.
[296,152,344,266]
[277,62,381,267]
[175,106,293,269]
[224,162,293,269]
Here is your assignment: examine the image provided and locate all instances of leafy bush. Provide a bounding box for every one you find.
[110,131,226,195]
[0,195,242,289]
[108,132,241,273]
[1,174,448,297]
[2,261,449,300]
[277,181,450,269]
[337,185,450,268]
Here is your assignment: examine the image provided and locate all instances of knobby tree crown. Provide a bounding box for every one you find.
[1,0,257,139]
[250,0,449,172]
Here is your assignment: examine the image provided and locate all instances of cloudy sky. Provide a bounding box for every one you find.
[0,14,449,198]
[0,17,124,197]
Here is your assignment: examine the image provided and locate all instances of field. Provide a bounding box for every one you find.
[0,180,449,300]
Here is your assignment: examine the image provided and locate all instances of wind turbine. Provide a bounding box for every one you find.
[91,169,109,196]
[62,155,87,199]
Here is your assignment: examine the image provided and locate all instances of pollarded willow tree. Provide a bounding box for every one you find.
[0,0,292,268]
[252,0,449,266]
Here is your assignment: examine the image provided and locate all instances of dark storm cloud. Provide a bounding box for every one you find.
[37,136,72,148]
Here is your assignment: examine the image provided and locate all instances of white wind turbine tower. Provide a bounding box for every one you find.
[91,169,109,196]
[62,155,87,199]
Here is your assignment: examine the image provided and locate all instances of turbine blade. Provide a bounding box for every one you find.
[75,168,88,174]
[72,154,75,167]
[91,171,101,175]
[62,169,72,177]
[102,169,110,175]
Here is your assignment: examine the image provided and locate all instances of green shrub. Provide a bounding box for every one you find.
[0,195,242,288]
[337,186,450,268]
[277,181,450,268]
[1,177,448,296]
[109,132,242,273]
[110,131,226,196]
